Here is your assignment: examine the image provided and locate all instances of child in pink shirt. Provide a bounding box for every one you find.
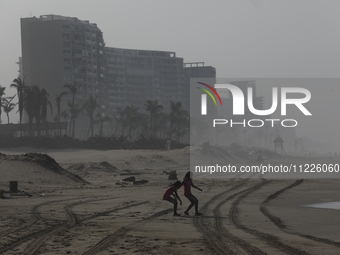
[163,181,182,216]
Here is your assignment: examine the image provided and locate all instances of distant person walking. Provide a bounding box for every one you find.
[182,171,202,216]
[163,181,182,216]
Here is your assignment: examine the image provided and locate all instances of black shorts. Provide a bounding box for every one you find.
[166,196,177,205]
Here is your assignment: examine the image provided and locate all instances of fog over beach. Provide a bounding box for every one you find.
[1,1,340,254]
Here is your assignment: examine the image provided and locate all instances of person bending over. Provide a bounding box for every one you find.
[163,181,182,216]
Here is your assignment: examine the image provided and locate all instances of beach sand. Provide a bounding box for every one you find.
[0,147,340,254]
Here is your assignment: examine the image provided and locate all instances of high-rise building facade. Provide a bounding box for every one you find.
[20,14,214,137]
[105,47,185,113]
[21,15,107,115]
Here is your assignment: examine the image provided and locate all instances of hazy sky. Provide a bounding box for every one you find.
[1,0,340,124]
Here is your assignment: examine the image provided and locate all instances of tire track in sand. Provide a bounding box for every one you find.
[23,200,148,255]
[260,179,340,248]
[0,197,77,236]
[82,208,172,255]
[0,197,97,253]
[230,179,311,255]
[0,198,146,254]
[192,179,253,255]
[212,183,268,255]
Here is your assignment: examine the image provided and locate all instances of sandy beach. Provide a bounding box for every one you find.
[1,147,340,255]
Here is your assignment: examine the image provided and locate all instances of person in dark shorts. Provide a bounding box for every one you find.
[163,181,182,216]
[182,171,202,216]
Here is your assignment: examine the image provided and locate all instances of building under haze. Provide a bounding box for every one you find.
[105,47,185,113]
[20,14,214,137]
[21,15,107,116]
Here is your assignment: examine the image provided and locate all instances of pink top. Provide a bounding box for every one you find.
[183,178,192,196]
[163,186,176,200]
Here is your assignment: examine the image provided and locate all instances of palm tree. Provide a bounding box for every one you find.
[116,106,139,138]
[116,107,126,136]
[111,114,119,136]
[154,112,168,138]
[135,112,148,138]
[40,88,53,135]
[23,85,41,136]
[173,111,189,142]
[83,95,99,138]
[2,95,17,124]
[22,86,52,136]
[168,101,182,138]
[64,82,80,105]
[144,100,163,136]
[67,102,82,138]
[64,82,81,137]
[95,112,111,137]
[168,101,189,142]
[55,91,67,135]
[0,86,6,124]
[10,78,25,135]
[60,110,69,135]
